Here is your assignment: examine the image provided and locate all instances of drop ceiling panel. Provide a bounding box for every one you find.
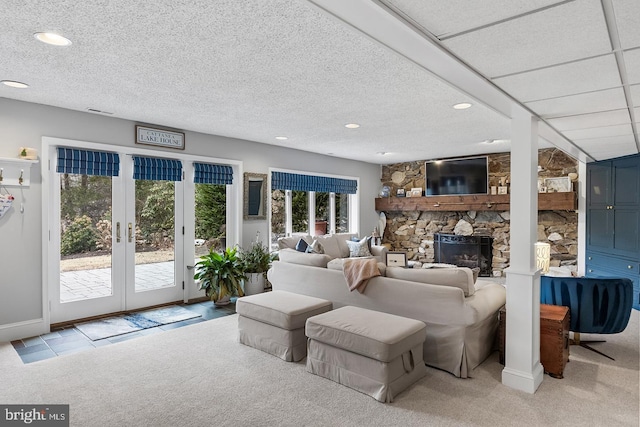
[383,0,561,38]
[492,55,621,102]
[563,123,633,140]
[630,84,640,106]
[575,135,638,160]
[624,49,640,85]
[612,0,640,50]
[547,109,631,131]
[442,0,612,77]
[525,87,627,119]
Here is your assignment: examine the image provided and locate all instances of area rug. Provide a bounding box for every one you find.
[74,306,201,340]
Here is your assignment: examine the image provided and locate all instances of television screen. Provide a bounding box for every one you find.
[425,156,488,196]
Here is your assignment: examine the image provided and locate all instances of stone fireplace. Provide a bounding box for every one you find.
[378,149,579,277]
[434,233,493,276]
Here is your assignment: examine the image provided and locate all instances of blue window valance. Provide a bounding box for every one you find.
[194,162,233,185]
[133,156,182,181]
[56,147,120,177]
[271,171,357,194]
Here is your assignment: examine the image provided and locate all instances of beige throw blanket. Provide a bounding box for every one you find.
[342,258,381,294]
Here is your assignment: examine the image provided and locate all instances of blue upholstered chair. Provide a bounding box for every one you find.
[540,276,634,360]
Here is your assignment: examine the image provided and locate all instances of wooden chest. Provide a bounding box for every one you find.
[499,304,570,378]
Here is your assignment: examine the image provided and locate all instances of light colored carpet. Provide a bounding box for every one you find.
[0,310,638,427]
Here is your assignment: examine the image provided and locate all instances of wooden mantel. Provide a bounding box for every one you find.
[375,191,577,212]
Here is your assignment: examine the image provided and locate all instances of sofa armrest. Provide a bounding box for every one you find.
[462,281,506,323]
[370,245,388,263]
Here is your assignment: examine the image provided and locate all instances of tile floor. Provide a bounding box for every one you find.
[11,301,236,364]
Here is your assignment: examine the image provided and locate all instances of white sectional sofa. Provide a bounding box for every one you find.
[268,233,506,378]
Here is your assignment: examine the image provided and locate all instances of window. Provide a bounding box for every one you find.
[270,170,358,248]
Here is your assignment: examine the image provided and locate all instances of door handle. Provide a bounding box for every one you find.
[186,265,195,270]
[116,222,121,243]
[128,223,133,243]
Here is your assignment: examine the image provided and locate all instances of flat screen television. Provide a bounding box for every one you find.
[425,156,488,196]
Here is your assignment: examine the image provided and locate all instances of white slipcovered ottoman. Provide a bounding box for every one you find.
[236,291,332,362]
[305,306,427,403]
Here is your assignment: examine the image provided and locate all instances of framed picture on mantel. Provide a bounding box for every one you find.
[544,177,572,193]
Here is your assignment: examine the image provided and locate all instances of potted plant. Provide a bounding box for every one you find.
[240,242,276,295]
[193,246,247,305]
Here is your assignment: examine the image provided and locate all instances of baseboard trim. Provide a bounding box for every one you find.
[502,364,544,394]
[0,318,48,343]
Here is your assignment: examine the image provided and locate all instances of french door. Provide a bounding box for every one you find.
[49,149,184,323]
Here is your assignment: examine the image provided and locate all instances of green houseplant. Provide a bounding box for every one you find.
[240,242,276,295]
[194,246,247,305]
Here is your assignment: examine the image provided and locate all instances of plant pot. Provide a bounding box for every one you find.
[244,273,265,295]
[214,294,231,306]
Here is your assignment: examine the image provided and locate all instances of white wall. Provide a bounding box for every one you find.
[0,98,381,340]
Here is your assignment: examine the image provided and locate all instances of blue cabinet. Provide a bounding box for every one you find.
[586,154,640,310]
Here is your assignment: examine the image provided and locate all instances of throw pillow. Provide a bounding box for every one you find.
[295,238,309,252]
[346,237,373,257]
[306,240,324,254]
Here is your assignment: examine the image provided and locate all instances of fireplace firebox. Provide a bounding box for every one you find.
[433,233,493,277]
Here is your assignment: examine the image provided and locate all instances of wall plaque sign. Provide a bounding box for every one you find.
[136,125,185,150]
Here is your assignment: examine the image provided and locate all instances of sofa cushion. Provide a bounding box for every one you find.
[385,267,476,296]
[313,235,344,259]
[277,234,313,250]
[346,236,373,257]
[278,248,332,268]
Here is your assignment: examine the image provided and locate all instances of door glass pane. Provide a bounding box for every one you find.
[134,180,175,292]
[315,192,329,235]
[292,190,308,234]
[59,174,113,302]
[270,189,285,250]
[335,193,350,233]
[195,183,227,261]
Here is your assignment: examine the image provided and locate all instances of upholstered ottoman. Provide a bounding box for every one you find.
[236,291,332,362]
[305,306,427,403]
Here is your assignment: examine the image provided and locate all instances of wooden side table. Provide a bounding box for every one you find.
[499,304,570,378]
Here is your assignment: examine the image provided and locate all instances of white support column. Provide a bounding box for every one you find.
[502,106,544,393]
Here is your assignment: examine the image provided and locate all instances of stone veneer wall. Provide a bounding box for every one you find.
[379,149,578,277]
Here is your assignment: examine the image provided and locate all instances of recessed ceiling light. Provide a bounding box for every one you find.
[1,80,29,89]
[453,102,472,110]
[275,136,288,140]
[34,32,72,46]
[377,152,387,155]
[344,123,360,129]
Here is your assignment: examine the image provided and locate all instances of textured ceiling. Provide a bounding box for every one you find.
[0,0,638,164]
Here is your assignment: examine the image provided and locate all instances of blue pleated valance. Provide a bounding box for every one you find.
[56,147,120,177]
[193,162,233,185]
[133,156,182,181]
[271,172,357,194]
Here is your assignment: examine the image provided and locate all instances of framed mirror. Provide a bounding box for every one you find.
[244,173,268,220]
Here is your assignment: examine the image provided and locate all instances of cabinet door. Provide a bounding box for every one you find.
[611,157,640,256]
[587,208,613,250]
[613,157,640,207]
[587,161,612,208]
[587,162,613,250]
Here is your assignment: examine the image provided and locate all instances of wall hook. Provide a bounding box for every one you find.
[18,169,24,185]
[433,202,440,207]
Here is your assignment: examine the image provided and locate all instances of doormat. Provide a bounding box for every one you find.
[74,306,201,341]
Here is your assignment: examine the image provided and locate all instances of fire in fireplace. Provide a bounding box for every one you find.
[433,233,493,277]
